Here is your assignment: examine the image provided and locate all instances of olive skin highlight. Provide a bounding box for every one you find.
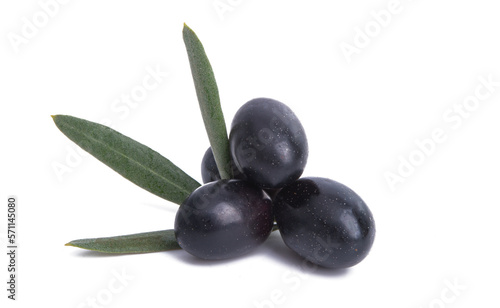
[274,177,375,269]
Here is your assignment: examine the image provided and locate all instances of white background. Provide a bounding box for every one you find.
[1,0,500,307]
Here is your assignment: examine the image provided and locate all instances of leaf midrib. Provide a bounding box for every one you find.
[65,120,194,198]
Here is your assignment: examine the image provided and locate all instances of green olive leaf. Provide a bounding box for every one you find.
[66,230,180,253]
[52,115,200,205]
[183,23,232,179]
[67,224,280,254]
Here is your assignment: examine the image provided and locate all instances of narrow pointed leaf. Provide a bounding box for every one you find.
[65,229,180,253]
[52,115,200,205]
[183,23,232,179]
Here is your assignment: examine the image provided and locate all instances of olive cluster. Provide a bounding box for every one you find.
[174,98,375,268]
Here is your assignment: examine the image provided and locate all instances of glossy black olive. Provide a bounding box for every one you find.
[274,177,375,268]
[229,98,308,189]
[174,179,274,260]
[201,147,245,184]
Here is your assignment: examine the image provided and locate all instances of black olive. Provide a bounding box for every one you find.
[174,179,274,260]
[229,98,308,189]
[274,177,375,268]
